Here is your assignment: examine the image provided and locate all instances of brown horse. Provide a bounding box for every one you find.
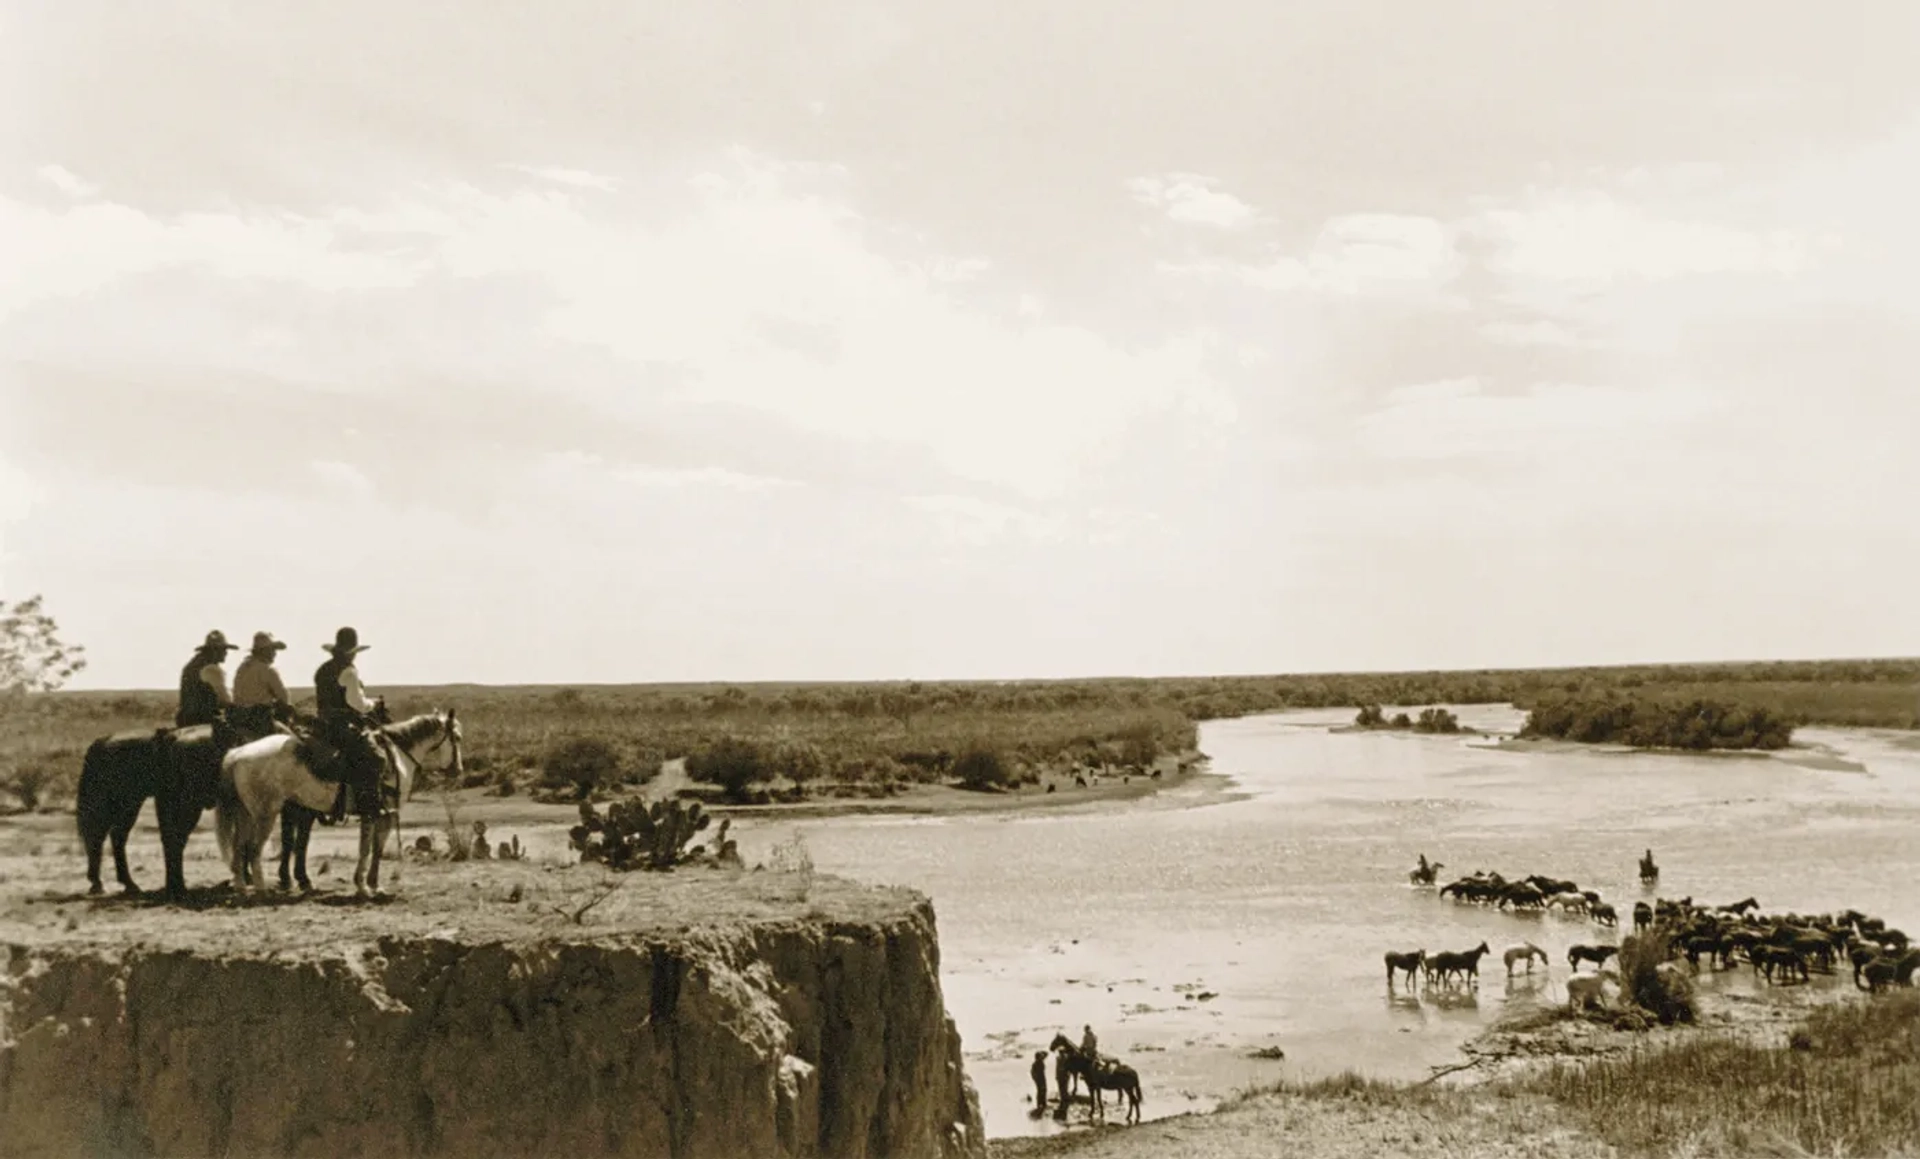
[1385,949,1425,987]
[1049,1034,1142,1124]
[76,723,232,897]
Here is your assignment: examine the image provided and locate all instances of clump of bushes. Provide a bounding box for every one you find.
[1521,696,1793,750]
[542,737,622,799]
[1617,930,1695,1026]
[686,737,771,802]
[952,746,1011,792]
[1352,705,1458,734]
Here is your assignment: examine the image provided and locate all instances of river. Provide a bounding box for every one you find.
[726,704,1920,1139]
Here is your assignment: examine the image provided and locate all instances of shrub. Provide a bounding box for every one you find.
[1355,704,1386,727]
[771,739,827,790]
[1618,931,1695,1025]
[952,746,1011,791]
[1414,707,1460,734]
[1116,719,1159,767]
[542,736,622,799]
[685,736,770,802]
[1390,712,1412,728]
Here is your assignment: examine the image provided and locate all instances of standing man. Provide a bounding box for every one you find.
[175,630,239,728]
[313,627,386,823]
[1030,1050,1050,1113]
[231,631,293,741]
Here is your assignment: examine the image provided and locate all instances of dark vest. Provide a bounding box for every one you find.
[314,654,351,722]
[177,652,220,727]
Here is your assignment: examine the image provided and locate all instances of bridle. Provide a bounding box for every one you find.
[378,709,465,781]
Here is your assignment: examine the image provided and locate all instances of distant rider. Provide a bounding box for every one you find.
[313,626,388,824]
[175,630,239,728]
[231,631,294,741]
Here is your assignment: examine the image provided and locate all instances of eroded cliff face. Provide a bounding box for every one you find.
[0,879,983,1159]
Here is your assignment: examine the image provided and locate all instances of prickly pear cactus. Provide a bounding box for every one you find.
[570,796,716,870]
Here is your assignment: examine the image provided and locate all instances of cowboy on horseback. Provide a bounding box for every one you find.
[231,631,295,742]
[176,630,239,729]
[314,627,390,824]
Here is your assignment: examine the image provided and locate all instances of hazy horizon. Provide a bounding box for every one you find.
[5,3,1918,690]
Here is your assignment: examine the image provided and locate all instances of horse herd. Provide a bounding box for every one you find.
[73,709,463,902]
[1397,852,1919,1008]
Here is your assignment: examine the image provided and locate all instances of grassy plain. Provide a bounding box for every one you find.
[4,657,1915,810]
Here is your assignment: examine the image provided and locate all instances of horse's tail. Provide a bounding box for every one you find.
[214,792,237,869]
[76,738,113,850]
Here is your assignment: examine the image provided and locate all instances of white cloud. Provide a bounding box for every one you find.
[1356,378,1721,462]
[36,165,99,199]
[0,197,429,320]
[309,459,378,501]
[2,150,1239,508]
[1476,193,1824,283]
[503,164,620,191]
[1162,213,1457,297]
[1127,173,1257,229]
[610,464,801,492]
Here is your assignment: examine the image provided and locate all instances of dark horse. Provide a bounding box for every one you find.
[77,724,230,897]
[1048,1034,1142,1124]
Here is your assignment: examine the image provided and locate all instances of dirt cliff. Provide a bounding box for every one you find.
[0,862,984,1159]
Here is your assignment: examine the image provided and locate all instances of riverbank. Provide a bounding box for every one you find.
[992,984,1919,1158]
[420,750,1222,836]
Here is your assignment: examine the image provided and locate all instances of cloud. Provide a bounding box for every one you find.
[1127,173,1257,228]
[1356,378,1722,463]
[1162,213,1457,298]
[35,164,97,199]
[0,196,428,320]
[502,164,620,191]
[1475,193,1825,283]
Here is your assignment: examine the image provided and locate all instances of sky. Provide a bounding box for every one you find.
[3,2,1918,690]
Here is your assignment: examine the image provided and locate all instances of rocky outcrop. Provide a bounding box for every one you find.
[0,876,983,1159]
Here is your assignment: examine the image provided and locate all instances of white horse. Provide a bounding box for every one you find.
[216,709,463,898]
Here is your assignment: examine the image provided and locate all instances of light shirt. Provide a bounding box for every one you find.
[340,663,373,714]
[233,656,290,708]
[197,662,233,707]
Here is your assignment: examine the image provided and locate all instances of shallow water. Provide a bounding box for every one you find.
[724,705,1920,1139]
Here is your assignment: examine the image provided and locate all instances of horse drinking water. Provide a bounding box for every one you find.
[216,709,463,898]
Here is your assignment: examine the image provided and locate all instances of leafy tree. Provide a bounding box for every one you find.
[1,596,87,811]
[1354,704,1386,727]
[1,596,86,694]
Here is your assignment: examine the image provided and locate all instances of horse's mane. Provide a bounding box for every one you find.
[382,711,448,750]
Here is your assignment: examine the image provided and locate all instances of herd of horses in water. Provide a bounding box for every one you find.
[1393,850,1919,1009]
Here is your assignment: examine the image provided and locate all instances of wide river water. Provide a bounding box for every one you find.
[723,704,1920,1140]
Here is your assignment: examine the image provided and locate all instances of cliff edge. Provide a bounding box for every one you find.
[0,862,984,1159]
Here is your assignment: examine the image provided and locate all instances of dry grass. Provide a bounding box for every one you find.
[1518,991,1920,1157]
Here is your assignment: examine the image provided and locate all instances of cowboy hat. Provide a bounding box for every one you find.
[250,631,287,652]
[200,630,240,652]
[322,626,370,655]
